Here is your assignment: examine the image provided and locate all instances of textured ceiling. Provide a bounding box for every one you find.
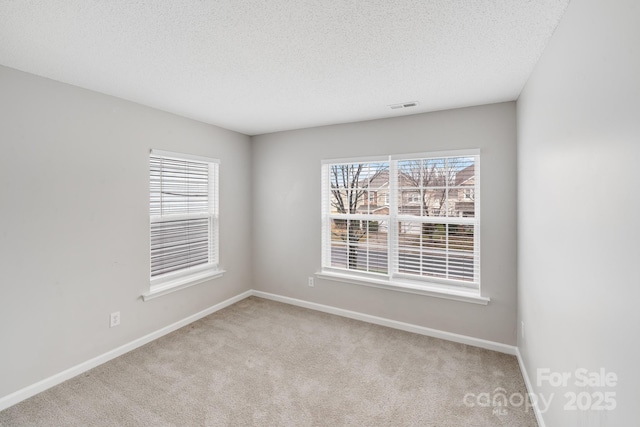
[0,0,570,135]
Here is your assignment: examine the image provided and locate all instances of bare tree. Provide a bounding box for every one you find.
[399,160,458,240]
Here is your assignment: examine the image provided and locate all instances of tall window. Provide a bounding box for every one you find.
[150,150,219,288]
[321,150,480,291]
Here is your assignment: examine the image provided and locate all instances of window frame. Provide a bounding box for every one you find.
[144,149,223,301]
[320,149,487,304]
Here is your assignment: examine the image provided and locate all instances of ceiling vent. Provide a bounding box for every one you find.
[389,101,419,110]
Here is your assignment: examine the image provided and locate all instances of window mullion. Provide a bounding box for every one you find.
[321,165,328,269]
[445,157,449,280]
[389,159,398,278]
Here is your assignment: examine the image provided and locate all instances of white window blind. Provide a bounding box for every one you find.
[321,151,480,290]
[150,150,219,284]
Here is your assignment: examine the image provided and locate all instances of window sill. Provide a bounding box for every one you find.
[316,271,489,305]
[142,269,225,301]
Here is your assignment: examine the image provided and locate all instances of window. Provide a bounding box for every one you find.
[463,188,475,200]
[321,150,480,296]
[149,150,220,293]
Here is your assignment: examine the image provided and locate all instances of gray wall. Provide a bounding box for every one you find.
[252,102,518,345]
[0,65,252,398]
[517,0,639,425]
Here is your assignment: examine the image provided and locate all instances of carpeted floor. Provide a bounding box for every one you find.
[0,296,538,426]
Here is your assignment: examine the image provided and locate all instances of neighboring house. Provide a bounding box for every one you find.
[358,170,392,214]
[346,164,476,220]
[454,164,475,218]
[329,163,476,238]
[332,163,475,239]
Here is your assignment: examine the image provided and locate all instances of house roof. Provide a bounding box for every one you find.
[455,164,475,186]
[359,169,416,189]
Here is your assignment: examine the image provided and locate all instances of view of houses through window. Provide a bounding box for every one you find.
[321,151,480,289]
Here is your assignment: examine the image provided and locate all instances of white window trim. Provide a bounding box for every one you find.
[316,270,489,305]
[144,149,223,301]
[321,149,487,304]
[142,268,225,301]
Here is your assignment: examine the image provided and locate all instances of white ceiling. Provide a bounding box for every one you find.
[0,0,570,136]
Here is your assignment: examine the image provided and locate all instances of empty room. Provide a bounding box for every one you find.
[0,1,637,426]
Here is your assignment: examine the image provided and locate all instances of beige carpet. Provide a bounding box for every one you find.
[0,296,538,426]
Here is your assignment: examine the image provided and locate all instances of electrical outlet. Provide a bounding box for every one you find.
[308,277,314,287]
[521,321,525,339]
[110,311,120,328]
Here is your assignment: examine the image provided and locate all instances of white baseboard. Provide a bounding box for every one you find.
[516,347,546,427]
[1,288,520,413]
[251,290,517,355]
[0,290,252,412]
